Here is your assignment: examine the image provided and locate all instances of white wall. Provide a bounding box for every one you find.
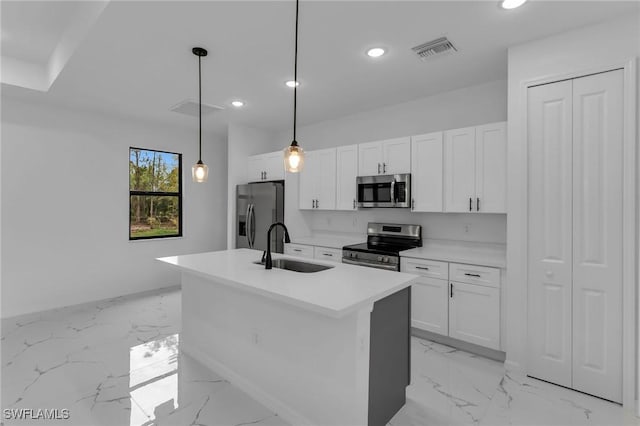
[276,80,508,244]
[1,97,228,318]
[226,123,281,249]
[505,13,639,406]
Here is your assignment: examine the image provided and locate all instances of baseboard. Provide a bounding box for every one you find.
[181,341,313,426]
[411,327,506,362]
[2,284,182,320]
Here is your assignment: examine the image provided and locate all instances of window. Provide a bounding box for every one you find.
[129,148,182,240]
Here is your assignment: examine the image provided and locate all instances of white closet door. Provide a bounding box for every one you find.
[527,80,573,388]
[571,70,623,403]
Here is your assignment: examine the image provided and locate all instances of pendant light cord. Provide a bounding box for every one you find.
[198,54,202,162]
[293,0,299,143]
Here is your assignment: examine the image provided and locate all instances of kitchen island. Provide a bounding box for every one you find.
[158,248,418,426]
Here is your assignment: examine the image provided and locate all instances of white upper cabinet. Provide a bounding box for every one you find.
[410,132,443,212]
[444,122,507,213]
[299,148,337,210]
[247,151,285,182]
[336,145,358,211]
[358,137,411,176]
[475,122,507,213]
[444,127,476,212]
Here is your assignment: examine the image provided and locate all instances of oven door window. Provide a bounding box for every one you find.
[359,183,392,203]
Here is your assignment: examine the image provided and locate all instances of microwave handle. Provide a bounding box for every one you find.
[390,179,396,204]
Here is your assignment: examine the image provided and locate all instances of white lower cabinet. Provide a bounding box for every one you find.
[403,257,501,351]
[449,281,500,350]
[411,276,448,335]
[284,243,314,259]
[313,246,342,263]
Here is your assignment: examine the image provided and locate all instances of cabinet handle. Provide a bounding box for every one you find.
[293,249,302,252]
[316,199,319,208]
[411,198,415,211]
[312,200,315,209]
[377,163,381,174]
[450,283,454,298]
[477,197,480,212]
[464,273,481,278]
[383,163,387,173]
[415,266,430,271]
[353,199,356,209]
[469,197,472,211]
[322,253,333,257]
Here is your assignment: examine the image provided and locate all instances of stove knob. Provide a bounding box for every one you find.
[383,257,389,263]
[377,256,383,262]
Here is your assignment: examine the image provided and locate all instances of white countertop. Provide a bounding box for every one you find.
[290,232,364,249]
[158,249,417,318]
[400,239,507,268]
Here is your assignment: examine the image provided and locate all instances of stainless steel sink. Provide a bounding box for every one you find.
[253,258,334,273]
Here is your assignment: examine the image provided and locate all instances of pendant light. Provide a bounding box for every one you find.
[192,47,209,183]
[283,0,305,173]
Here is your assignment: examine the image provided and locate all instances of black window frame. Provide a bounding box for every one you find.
[129,147,183,241]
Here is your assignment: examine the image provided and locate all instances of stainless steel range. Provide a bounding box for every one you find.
[342,223,422,271]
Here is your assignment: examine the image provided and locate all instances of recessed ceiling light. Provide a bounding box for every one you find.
[231,100,244,107]
[366,47,386,58]
[285,80,300,88]
[501,0,527,9]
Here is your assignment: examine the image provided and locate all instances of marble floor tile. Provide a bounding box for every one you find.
[2,287,636,426]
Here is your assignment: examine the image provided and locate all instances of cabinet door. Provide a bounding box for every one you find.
[475,122,507,213]
[410,132,443,212]
[358,141,383,176]
[263,151,285,181]
[527,80,573,388]
[571,70,623,403]
[247,154,264,182]
[411,277,448,335]
[336,145,358,210]
[444,127,476,212]
[315,148,336,210]
[298,151,317,210]
[449,282,500,350]
[382,137,411,174]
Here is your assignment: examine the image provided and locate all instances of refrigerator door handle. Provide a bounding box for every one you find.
[245,203,252,247]
[249,204,256,248]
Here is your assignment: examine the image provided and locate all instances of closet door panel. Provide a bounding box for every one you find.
[526,80,573,388]
[571,69,624,403]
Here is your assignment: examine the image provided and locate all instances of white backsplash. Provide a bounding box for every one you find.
[303,209,506,244]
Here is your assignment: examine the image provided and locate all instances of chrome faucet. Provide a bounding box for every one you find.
[262,222,291,269]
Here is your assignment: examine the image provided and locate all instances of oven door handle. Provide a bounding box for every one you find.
[342,257,398,271]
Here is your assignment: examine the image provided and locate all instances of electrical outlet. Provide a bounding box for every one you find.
[464,223,471,234]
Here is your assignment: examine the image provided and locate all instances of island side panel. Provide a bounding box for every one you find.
[368,287,411,426]
[180,271,372,426]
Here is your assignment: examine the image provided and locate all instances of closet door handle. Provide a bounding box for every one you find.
[469,197,472,211]
[477,197,480,212]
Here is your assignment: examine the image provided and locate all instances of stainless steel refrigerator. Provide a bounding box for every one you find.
[236,181,285,253]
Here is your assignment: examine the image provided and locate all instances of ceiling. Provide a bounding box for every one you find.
[2,1,637,135]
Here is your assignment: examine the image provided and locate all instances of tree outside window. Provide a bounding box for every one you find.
[129,148,182,240]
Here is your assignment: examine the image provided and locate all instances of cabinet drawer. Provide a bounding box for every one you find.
[284,243,314,259]
[449,263,500,288]
[314,247,342,263]
[401,257,449,280]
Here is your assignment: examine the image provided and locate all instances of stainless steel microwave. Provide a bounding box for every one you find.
[356,174,411,208]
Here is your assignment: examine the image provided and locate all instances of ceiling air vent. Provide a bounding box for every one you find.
[169,99,224,117]
[412,37,457,61]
